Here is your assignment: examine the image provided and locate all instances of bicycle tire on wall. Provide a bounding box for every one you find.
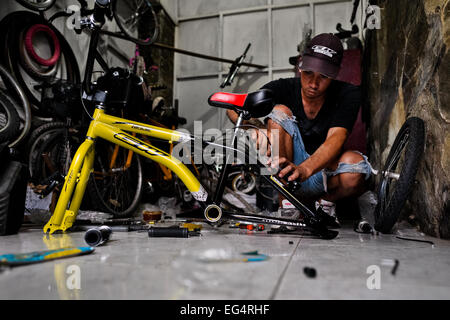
[87,140,143,218]
[15,0,56,12]
[0,12,80,118]
[0,91,21,143]
[112,0,160,46]
[374,117,425,234]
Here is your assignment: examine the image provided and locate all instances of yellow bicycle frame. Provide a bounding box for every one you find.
[43,108,207,234]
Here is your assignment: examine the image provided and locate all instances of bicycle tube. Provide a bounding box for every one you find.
[374,117,425,234]
[24,24,61,66]
[18,29,58,79]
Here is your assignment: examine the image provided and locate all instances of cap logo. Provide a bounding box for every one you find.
[311,45,336,58]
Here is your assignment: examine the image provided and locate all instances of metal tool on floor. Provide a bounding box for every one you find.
[229,222,265,231]
[354,219,373,234]
[0,246,94,267]
[84,225,112,246]
[148,226,201,238]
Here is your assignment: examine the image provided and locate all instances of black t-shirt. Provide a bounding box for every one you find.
[261,77,361,154]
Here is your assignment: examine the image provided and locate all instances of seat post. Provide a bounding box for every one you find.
[231,112,244,145]
[212,112,245,204]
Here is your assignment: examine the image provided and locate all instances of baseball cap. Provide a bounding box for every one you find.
[299,33,343,79]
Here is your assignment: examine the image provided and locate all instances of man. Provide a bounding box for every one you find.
[226,33,373,226]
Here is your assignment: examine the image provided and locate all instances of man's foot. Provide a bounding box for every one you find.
[267,200,301,230]
[315,199,341,228]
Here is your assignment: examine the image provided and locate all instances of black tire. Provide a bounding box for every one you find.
[0,91,21,143]
[27,124,93,211]
[0,12,80,117]
[0,159,27,236]
[15,0,56,11]
[28,124,82,184]
[374,117,425,233]
[87,140,143,218]
[112,0,159,45]
[25,121,65,160]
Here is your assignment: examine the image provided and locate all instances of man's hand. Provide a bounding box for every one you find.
[268,157,313,182]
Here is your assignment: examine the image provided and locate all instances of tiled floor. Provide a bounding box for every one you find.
[1,219,449,300]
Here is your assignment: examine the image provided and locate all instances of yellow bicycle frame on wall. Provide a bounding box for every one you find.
[43,106,208,234]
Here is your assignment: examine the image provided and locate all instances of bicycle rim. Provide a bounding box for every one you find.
[113,0,160,45]
[29,126,80,183]
[375,117,425,233]
[89,141,143,218]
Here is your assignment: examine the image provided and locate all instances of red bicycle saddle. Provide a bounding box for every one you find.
[208,89,274,118]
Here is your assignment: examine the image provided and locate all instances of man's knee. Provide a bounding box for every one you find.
[266,105,295,133]
[339,151,364,165]
[335,151,366,190]
[272,104,293,117]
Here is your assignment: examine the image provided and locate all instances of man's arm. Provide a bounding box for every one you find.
[226,109,239,124]
[276,127,349,181]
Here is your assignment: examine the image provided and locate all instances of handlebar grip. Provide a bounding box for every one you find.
[148,227,189,238]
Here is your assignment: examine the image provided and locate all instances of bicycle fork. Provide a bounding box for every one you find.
[43,139,95,234]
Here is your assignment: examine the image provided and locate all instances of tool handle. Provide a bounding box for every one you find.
[148,227,188,238]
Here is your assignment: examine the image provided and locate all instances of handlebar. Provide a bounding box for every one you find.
[220,43,251,88]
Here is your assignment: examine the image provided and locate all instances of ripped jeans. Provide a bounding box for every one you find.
[266,109,373,198]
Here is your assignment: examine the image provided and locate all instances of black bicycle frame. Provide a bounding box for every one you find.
[209,112,320,225]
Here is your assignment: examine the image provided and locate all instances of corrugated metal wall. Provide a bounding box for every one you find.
[173,0,365,132]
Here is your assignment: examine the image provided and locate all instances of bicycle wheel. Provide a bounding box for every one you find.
[1,12,80,117]
[374,117,425,234]
[87,140,143,218]
[15,0,56,11]
[113,0,159,45]
[28,124,81,184]
[27,123,93,213]
[0,91,21,143]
